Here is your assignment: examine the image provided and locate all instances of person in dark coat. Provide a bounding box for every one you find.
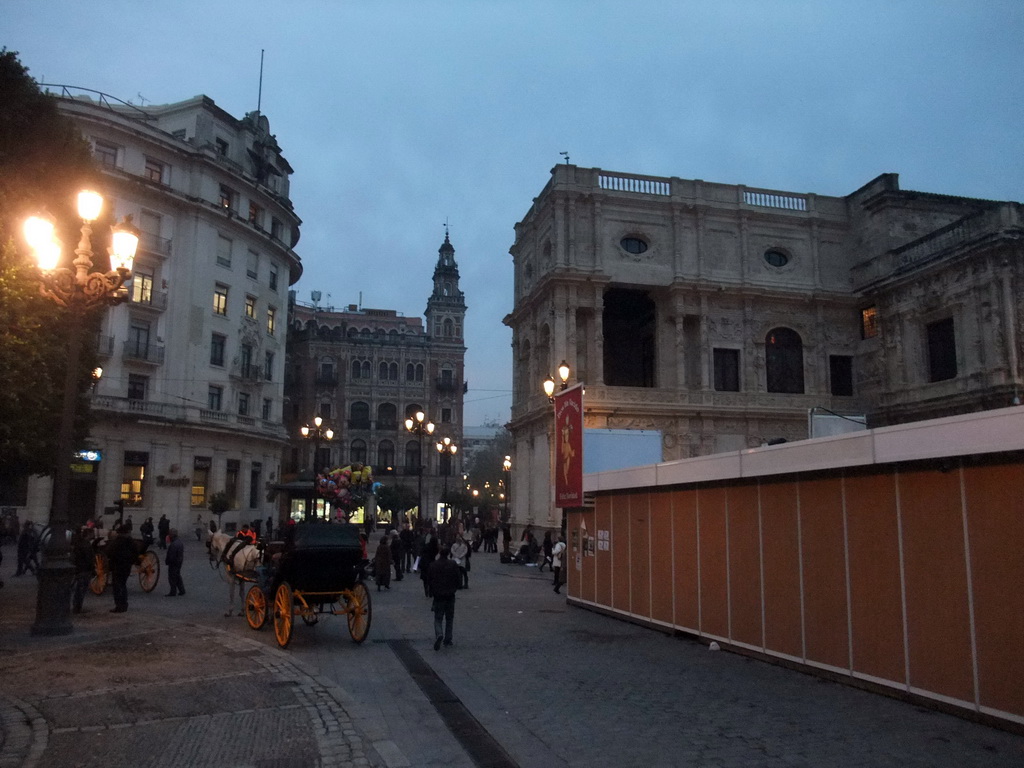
[15,521,38,576]
[156,515,170,549]
[425,547,462,649]
[374,534,392,591]
[419,528,439,597]
[70,528,96,613]
[107,525,135,612]
[539,531,554,572]
[165,528,185,596]
[389,530,404,581]
[399,523,416,571]
[139,517,155,550]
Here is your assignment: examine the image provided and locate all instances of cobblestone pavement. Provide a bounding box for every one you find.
[1,537,1022,768]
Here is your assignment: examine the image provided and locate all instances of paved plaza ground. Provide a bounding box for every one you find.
[0,534,1020,767]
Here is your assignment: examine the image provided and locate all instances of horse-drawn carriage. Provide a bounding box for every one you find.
[212,522,371,649]
[89,537,160,595]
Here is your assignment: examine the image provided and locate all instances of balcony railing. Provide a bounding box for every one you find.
[348,419,372,430]
[138,231,172,256]
[435,377,461,392]
[230,364,262,383]
[128,290,167,312]
[376,421,398,431]
[315,373,339,387]
[123,341,165,364]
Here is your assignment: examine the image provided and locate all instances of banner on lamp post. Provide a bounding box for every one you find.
[554,383,584,507]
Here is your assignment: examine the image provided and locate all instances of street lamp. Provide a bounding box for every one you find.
[502,455,512,522]
[436,436,458,523]
[542,360,572,401]
[300,416,333,521]
[404,411,434,523]
[23,190,139,636]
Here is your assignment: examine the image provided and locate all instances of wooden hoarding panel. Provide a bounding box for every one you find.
[611,494,631,613]
[963,462,1024,718]
[595,496,613,608]
[628,492,652,619]
[672,488,699,631]
[760,481,803,659]
[899,468,973,703]
[799,477,850,670]
[649,490,674,625]
[727,483,763,648]
[697,486,729,638]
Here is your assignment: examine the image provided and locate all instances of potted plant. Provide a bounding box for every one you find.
[208,491,230,532]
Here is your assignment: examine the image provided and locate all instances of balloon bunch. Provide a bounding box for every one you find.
[317,463,375,516]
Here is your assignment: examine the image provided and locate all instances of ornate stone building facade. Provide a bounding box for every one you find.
[284,234,467,522]
[15,90,303,531]
[506,165,1023,532]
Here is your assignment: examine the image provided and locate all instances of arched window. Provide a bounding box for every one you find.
[351,359,361,379]
[347,327,357,338]
[389,362,398,380]
[377,402,397,430]
[405,440,420,473]
[443,318,454,337]
[377,440,395,469]
[379,361,388,380]
[765,327,804,394]
[361,360,371,379]
[350,401,370,429]
[406,363,415,381]
[415,363,424,382]
[350,439,367,464]
[405,403,423,420]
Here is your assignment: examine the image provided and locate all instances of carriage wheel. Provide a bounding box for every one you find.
[138,551,160,593]
[245,585,267,630]
[89,554,108,595]
[346,582,372,644]
[273,583,294,648]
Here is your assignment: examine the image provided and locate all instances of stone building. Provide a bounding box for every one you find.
[15,89,303,532]
[284,233,467,523]
[505,164,1023,532]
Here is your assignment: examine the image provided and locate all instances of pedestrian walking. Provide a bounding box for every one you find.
[389,530,405,581]
[400,523,416,571]
[450,534,469,589]
[426,547,462,650]
[70,527,96,613]
[165,528,185,596]
[374,533,392,591]
[194,514,204,541]
[552,534,567,594]
[419,528,439,597]
[154,514,168,548]
[15,521,38,576]
[539,531,554,572]
[140,517,155,549]
[107,524,135,612]
[265,516,274,540]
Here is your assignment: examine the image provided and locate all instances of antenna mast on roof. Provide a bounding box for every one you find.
[257,49,265,116]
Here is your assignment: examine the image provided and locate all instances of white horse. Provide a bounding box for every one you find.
[207,531,260,616]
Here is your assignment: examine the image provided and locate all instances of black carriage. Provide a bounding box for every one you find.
[243,522,371,648]
[89,537,160,595]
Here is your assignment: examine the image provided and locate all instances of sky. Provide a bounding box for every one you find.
[6,1,1024,426]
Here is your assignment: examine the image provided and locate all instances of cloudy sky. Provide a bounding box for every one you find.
[6,1,1023,426]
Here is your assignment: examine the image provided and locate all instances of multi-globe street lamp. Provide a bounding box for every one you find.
[23,190,139,636]
[300,416,333,521]
[541,361,573,537]
[404,410,434,523]
[502,455,512,522]
[542,360,572,401]
[435,436,458,523]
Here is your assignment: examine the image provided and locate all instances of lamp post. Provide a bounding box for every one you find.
[435,436,458,523]
[541,361,572,537]
[502,455,512,522]
[300,416,333,521]
[405,411,434,523]
[23,190,139,636]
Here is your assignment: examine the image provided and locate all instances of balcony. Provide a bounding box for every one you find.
[376,421,398,432]
[122,340,165,365]
[315,372,339,387]
[138,231,172,257]
[230,364,262,383]
[435,377,462,393]
[128,290,167,313]
[348,419,372,430]
[96,334,115,357]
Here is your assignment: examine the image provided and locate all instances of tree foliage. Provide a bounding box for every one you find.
[0,50,101,483]
[374,483,419,516]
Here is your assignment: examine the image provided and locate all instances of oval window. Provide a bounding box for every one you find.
[620,237,648,255]
[764,249,789,267]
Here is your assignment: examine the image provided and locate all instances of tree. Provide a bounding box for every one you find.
[208,491,231,530]
[0,50,101,485]
[374,483,419,518]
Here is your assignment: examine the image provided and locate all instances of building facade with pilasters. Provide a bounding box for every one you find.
[505,165,1024,534]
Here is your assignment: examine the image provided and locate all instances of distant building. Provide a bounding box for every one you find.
[283,233,468,523]
[15,89,302,532]
[506,165,1024,532]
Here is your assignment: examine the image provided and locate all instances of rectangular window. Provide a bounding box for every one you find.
[442,408,452,423]
[264,351,274,382]
[829,355,854,396]
[238,392,250,416]
[245,295,256,319]
[713,348,740,392]
[319,402,332,419]
[214,285,228,315]
[215,137,229,156]
[271,217,283,240]
[216,234,232,267]
[121,451,148,508]
[267,307,277,336]
[144,157,165,183]
[94,140,119,168]
[269,264,279,291]
[927,317,957,382]
[127,320,151,359]
[210,333,226,366]
[219,185,236,211]
[131,271,154,304]
[247,249,259,280]
[191,456,211,508]
[262,398,272,420]
[240,344,253,379]
[127,374,148,401]
[861,306,879,339]
[249,462,262,509]
[208,385,223,411]
[248,202,263,228]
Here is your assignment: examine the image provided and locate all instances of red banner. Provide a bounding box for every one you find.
[554,384,584,507]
